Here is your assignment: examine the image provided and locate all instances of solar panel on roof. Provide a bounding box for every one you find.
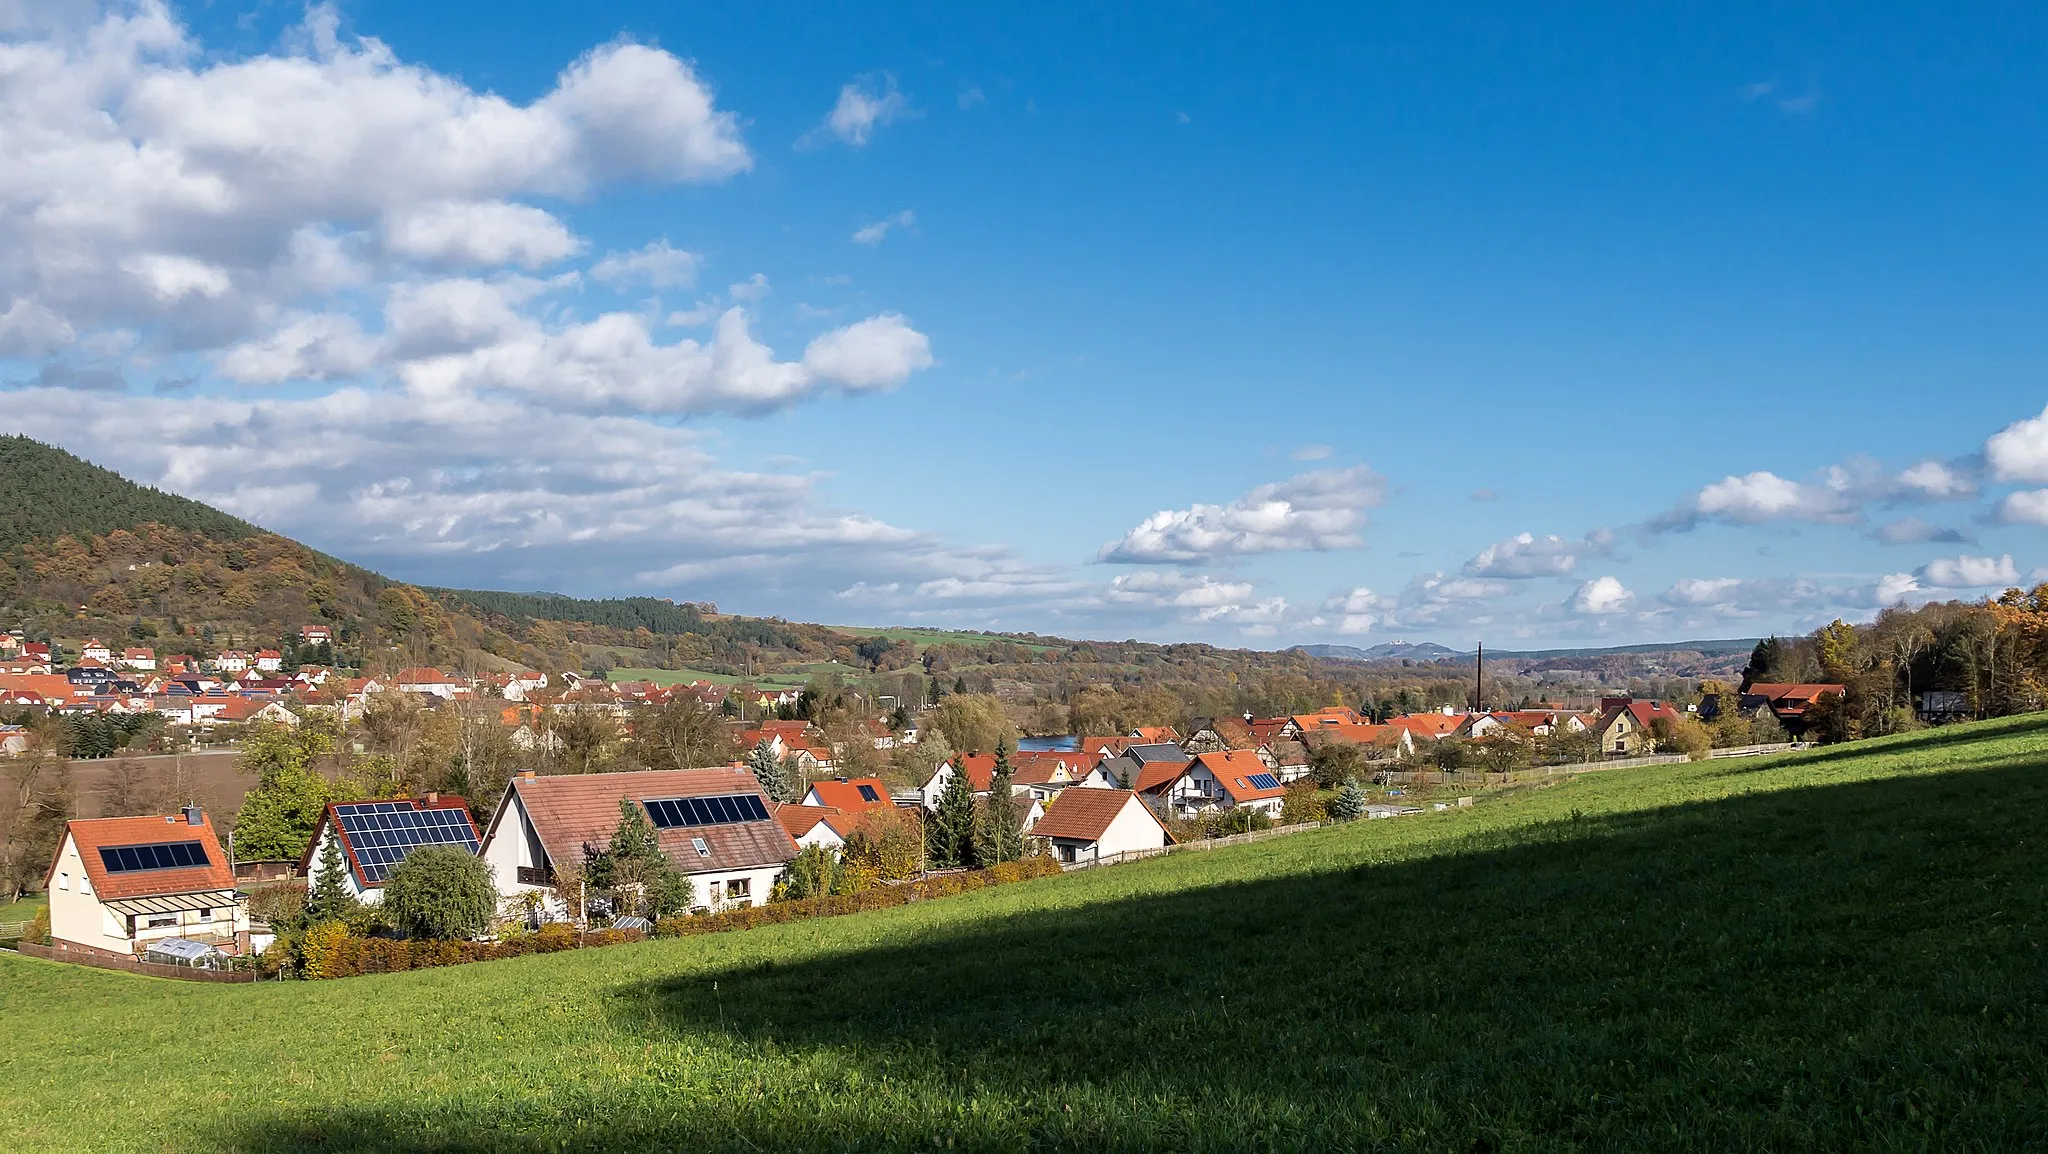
[643,793,770,829]
[334,802,480,884]
[856,784,881,802]
[99,840,209,873]
[1247,773,1281,791]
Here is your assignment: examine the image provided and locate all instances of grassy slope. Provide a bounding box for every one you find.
[4,717,2047,1151]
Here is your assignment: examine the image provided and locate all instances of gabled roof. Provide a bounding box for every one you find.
[806,777,893,812]
[1008,750,1096,785]
[1193,749,1288,803]
[1128,726,1180,744]
[296,795,480,887]
[936,751,1031,792]
[1388,713,1465,739]
[497,768,798,877]
[1744,683,1846,709]
[50,812,235,901]
[772,803,848,842]
[1125,742,1189,764]
[1031,789,1170,843]
[1130,756,1192,794]
[1301,721,1403,747]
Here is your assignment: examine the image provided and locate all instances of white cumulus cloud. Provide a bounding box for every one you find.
[1572,576,1635,615]
[1917,554,2020,589]
[1098,466,1386,564]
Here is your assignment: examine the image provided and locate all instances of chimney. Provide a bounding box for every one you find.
[424,791,439,805]
[183,804,203,825]
[519,770,536,780]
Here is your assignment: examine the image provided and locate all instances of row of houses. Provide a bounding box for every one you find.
[40,752,1179,963]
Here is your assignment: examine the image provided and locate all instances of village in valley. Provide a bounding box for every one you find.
[0,617,1851,974]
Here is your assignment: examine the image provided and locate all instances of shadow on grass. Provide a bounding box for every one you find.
[217,750,2048,1152]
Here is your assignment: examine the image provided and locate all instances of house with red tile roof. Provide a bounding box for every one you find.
[1587,699,1685,756]
[80,638,112,663]
[254,649,284,672]
[1128,725,1180,744]
[802,776,894,813]
[772,803,851,852]
[480,767,799,917]
[1161,749,1288,819]
[395,667,468,699]
[119,647,156,671]
[1078,735,1135,758]
[1297,721,1415,761]
[1183,716,1256,752]
[1031,789,1172,865]
[214,649,250,672]
[1387,712,1466,741]
[1738,683,1847,733]
[44,807,248,959]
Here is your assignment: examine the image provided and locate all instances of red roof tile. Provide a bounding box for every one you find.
[51,812,235,900]
[805,777,893,812]
[1031,789,1169,843]
[503,768,797,876]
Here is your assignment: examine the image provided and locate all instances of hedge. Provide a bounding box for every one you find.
[295,856,1061,979]
[654,856,1061,937]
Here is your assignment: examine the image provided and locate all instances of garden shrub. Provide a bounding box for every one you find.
[293,857,1060,978]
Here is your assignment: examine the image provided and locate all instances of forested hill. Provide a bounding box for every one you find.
[0,435,259,553]
[0,437,895,675]
[429,589,711,635]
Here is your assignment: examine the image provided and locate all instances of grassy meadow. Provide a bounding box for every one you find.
[3,716,2047,1150]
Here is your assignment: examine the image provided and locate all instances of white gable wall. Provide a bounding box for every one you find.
[47,833,131,955]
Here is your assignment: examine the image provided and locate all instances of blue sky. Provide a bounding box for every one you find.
[4,2,2048,648]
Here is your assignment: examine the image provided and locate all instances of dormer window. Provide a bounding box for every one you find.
[692,837,710,857]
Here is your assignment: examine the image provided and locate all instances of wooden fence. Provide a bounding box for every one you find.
[14,941,257,982]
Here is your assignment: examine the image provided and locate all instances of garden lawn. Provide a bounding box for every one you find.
[3,716,2046,1151]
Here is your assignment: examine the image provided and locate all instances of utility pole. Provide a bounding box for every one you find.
[1475,642,1484,713]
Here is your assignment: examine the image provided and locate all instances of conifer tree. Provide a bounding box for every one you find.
[1327,776,1370,822]
[928,756,979,868]
[974,742,1026,865]
[748,740,803,803]
[306,832,358,922]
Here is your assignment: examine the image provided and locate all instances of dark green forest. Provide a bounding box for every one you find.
[0,435,258,553]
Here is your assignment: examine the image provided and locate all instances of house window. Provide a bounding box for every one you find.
[1059,845,1076,863]
[724,879,751,901]
[196,908,212,920]
[57,872,69,891]
[692,837,711,857]
[146,915,177,930]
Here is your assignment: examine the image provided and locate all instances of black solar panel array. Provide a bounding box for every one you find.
[1247,772,1281,791]
[100,840,209,873]
[643,793,770,829]
[333,802,480,884]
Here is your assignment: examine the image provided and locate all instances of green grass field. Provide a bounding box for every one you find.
[0,895,47,924]
[4,716,2047,1150]
[829,625,1062,651]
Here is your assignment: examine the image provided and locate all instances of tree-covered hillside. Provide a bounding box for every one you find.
[0,435,258,554]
